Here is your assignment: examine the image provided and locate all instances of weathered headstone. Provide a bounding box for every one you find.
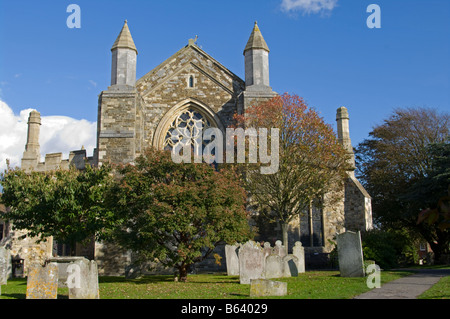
[264,254,283,279]
[336,231,365,277]
[225,244,240,276]
[26,262,59,299]
[282,255,299,277]
[0,247,10,295]
[250,279,287,297]
[47,256,89,288]
[292,241,305,273]
[238,241,265,284]
[68,259,99,299]
[273,240,287,258]
[263,242,272,258]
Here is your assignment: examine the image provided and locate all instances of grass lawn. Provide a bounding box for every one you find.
[0,270,413,299]
[418,275,450,299]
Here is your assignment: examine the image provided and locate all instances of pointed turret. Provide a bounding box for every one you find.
[244,21,270,54]
[244,21,271,90]
[111,20,138,54]
[110,20,137,87]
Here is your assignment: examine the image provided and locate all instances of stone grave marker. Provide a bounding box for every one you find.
[238,240,265,284]
[68,259,99,299]
[336,231,365,277]
[47,256,89,288]
[263,242,272,258]
[292,241,305,273]
[264,254,283,279]
[0,247,10,295]
[273,240,287,258]
[282,255,299,277]
[26,262,59,299]
[225,244,240,276]
[250,279,287,297]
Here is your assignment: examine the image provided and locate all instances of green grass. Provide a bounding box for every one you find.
[0,270,412,299]
[418,276,450,299]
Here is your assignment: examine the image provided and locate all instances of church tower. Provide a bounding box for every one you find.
[242,22,277,111]
[97,20,141,166]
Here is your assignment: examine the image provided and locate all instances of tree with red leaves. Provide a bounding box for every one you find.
[233,93,349,252]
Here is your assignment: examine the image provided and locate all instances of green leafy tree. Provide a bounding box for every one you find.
[107,147,252,282]
[355,107,449,261]
[0,164,115,254]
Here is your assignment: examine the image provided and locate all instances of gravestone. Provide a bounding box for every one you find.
[225,244,240,276]
[282,255,299,277]
[26,262,59,299]
[264,254,283,279]
[68,259,99,299]
[273,240,287,258]
[249,279,287,297]
[0,247,10,296]
[292,241,305,273]
[263,242,272,258]
[238,241,265,284]
[47,256,89,288]
[336,231,365,277]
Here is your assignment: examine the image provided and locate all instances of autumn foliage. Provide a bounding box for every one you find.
[233,93,349,249]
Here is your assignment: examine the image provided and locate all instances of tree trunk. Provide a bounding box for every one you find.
[178,263,188,282]
[281,221,289,255]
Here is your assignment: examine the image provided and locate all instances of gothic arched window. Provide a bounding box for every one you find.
[189,75,194,88]
[163,108,214,155]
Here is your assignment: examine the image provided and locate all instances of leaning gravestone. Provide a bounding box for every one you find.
[264,254,283,279]
[26,262,59,299]
[336,231,365,277]
[282,255,299,277]
[250,279,287,297]
[225,244,240,276]
[0,247,10,296]
[292,241,305,273]
[238,241,265,284]
[68,259,99,299]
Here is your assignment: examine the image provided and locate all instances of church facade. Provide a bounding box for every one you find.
[4,21,372,275]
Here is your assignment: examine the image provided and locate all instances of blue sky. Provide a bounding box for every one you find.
[0,0,449,170]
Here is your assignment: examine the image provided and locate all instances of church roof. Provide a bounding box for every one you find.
[243,21,270,54]
[111,20,138,54]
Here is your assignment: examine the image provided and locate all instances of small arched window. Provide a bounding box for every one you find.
[189,75,194,88]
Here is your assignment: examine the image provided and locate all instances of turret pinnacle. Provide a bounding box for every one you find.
[244,21,270,54]
[111,20,138,54]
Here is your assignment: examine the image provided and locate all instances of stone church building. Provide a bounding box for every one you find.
[2,21,372,275]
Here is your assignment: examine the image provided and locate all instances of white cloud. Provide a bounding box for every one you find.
[281,0,339,14]
[0,100,97,172]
